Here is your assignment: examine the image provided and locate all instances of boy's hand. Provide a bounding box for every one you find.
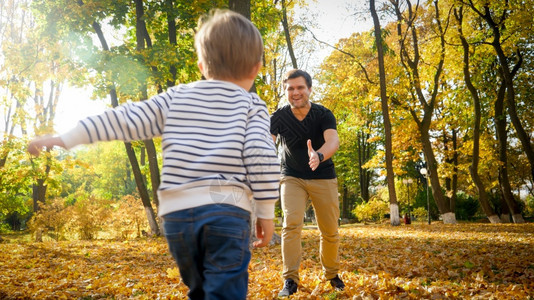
[253,218,274,248]
[28,136,65,156]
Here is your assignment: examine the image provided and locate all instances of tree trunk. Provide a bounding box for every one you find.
[32,150,52,214]
[470,2,534,183]
[371,0,399,226]
[498,191,511,223]
[450,129,458,212]
[443,129,459,213]
[229,0,250,17]
[0,155,6,169]
[421,130,455,222]
[124,142,161,235]
[342,184,349,219]
[280,0,298,69]
[30,71,62,224]
[444,132,452,210]
[165,0,177,87]
[32,179,47,213]
[134,0,162,233]
[228,0,274,244]
[358,130,371,202]
[32,152,51,242]
[132,0,163,211]
[494,76,525,224]
[144,139,161,208]
[90,13,160,235]
[454,7,499,222]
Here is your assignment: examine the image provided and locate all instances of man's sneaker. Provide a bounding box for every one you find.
[278,278,298,297]
[329,275,345,291]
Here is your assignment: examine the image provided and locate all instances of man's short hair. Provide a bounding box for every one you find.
[195,9,263,81]
[283,69,313,88]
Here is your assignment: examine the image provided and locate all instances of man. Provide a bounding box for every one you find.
[271,69,344,297]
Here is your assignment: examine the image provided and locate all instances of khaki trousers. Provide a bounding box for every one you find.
[280,176,340,282]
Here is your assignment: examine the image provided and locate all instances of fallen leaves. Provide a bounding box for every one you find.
[1,223,533,299]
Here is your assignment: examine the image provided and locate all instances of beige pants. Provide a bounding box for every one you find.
[280,176,340,282]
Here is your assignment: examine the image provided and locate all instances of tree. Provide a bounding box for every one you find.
[391,0,457,223]
[465,0,534,186]
[462,0,528,223]
[453,5,500,223]
[317,31,384,210]
[0,138,32,231]
[371,0,400,225]
[76,2,160,235]
[1,0,71,219]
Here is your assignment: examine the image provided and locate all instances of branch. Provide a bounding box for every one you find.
[303,26,376,85]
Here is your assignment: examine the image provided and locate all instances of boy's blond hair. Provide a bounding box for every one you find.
[195,9,263,81]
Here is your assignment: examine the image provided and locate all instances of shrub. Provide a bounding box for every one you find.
[27,194,114,241]
[27,198,72,241]
[71,195,113,240]
[411,207,428,222]
[524,195,534,218]
[353,198,389,222]
[455,192,480,220]
[110,195,150,239]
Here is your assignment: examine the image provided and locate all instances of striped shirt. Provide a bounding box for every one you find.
[60,80,280,218]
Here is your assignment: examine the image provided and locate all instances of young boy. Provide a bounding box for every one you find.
[28,9,280,300]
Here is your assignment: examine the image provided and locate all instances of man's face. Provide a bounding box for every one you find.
[285,76,312,109]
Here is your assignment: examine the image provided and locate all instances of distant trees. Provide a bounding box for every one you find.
[320,0,533,223]
[1,0,533,234]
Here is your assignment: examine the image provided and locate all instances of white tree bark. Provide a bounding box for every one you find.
[390,203,400,226]
[511,214,525,223]
[441,212,457,224]
[500,214,511,223]
[487,215,502,224]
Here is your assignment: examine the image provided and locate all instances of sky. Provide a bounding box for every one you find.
[299,0,371,68]
[53,0,373,133]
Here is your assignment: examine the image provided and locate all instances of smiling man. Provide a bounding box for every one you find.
[270,69,344,297]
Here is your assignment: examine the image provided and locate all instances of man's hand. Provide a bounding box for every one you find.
[253,218,274,248]
[307,139,320,171]
[28,136,66,156]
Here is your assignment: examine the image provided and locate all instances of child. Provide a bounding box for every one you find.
[28,9,280,300]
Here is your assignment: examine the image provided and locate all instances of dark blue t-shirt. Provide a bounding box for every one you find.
[271,103,337,179]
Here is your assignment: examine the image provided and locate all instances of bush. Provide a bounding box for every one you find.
[27,198,72,241]
[353,198,389,222]
[524,195,534,218]
[28,195,113,240]
[411,207,428,222]
[455,192,480,220]
[110,195,151,239]
[27,192,154,241]
[71,195,113,240]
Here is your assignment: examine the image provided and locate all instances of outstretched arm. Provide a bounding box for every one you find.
[28,136,66,156]
[307,128,340,171]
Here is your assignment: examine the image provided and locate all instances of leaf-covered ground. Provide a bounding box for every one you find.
[1,223,533,299]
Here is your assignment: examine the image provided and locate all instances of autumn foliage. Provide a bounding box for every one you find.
[1,223,533,299]
[26,194,150,241]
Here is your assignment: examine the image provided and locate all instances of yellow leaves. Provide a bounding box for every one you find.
[1,223,534,299]
[166,267,180,279]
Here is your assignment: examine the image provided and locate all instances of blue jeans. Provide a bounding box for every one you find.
[162,204,251,300]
